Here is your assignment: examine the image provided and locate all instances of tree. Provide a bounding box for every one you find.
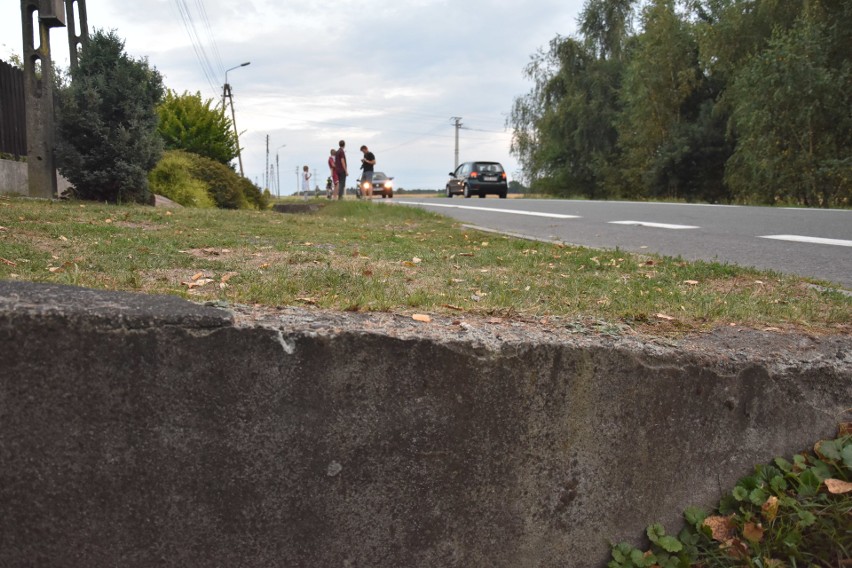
[508,36,623,198]
[157,90,238,165]
[56,30,164,203]
[725,13,851,207]
[616,0,730,201]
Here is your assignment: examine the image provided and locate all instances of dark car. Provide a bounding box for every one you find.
[446,161,508,198]
[359,171,394,198]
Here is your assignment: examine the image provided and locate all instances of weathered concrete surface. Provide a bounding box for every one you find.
[0,281,849,567]
[0,157,74,196]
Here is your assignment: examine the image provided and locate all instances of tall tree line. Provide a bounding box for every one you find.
[509,0,851,207]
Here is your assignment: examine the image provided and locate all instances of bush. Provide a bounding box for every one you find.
[609,425,852,567]
[147,151,214,208]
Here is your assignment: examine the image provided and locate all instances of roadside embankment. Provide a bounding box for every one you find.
[1,281,849,567]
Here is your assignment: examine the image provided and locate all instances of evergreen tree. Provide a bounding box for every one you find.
[56,30,164,203]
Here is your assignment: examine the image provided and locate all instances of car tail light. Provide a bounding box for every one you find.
[470,171,478,178]
[501,172,507,180]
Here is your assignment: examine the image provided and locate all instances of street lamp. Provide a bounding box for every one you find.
[222,62,251,110]
[275,144,287,198]
[222,61,251,177]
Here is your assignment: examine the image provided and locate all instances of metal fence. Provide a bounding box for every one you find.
[0,59,26,159]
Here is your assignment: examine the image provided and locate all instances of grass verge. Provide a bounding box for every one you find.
[0,196,848,334]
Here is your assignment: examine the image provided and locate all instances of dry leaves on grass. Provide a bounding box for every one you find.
[825,479,852,494]
[412,314,432,323]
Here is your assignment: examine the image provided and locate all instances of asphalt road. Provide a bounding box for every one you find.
[393,198,852,290]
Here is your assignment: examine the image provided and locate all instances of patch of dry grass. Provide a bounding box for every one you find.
[0,196,848,334]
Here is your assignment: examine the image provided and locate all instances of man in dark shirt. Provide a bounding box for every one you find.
[360,145,376,200]
[334,140,348,200]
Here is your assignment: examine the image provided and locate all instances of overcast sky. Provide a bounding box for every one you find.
[1,0,584,192]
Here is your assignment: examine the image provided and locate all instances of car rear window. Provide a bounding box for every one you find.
[474,163,504,173]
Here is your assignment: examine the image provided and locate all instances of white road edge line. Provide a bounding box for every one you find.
[396,201,580,219]
[609,220,699,230]
[759,235,852,247]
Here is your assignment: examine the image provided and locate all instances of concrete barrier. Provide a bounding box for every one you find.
[1,281,849,567]
[0,157,74,196]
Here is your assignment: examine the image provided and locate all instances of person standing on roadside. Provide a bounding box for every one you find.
[301,165,311,200]
[328,149,338,197]
[334,140,348,200]
[360,145,376,200]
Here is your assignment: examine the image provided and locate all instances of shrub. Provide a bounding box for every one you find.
[147,151,214,208]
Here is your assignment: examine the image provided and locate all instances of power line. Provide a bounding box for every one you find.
[171,0,221,96]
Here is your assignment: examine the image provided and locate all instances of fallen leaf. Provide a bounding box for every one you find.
[761,495,779,522]
[412,314,432,323]
[0,226,7,231]
[58,235,68,242]
[191,272,205,281]
[742,522,764,543]
[220,272,239,283]
[412,257,422,264]
[721,537,749,559]
[259,263,270,270]
[165,211,173,216]
[363,269,373,276]
[441,304,464,311]
[104,218,113,224]
[655,313,675,321]
[458,252,475,257]
[402,261,417,268]
[683,280,699,285]
[703,515,737,542]
[487,317,503,324]
[763,327,781,332]
[825,479,852,494]
[839,423,852,436]
[297,297,318,305]
[48,266,62,273]
[182,278,214,289]
[0,257,16,266]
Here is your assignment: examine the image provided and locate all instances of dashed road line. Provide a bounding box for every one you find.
[397,201,580,219]
[759,235,852,247]
[608,220,699,230]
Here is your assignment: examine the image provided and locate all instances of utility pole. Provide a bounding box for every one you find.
[275,153,280,198]
[295,166,299,197]
[222,62,250,177]
[65,0,89,72]
[21,0,67,198]
[451,116,463,172]
[265,134,269,191]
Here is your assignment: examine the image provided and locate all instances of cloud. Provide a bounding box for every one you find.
[0,0,584,189]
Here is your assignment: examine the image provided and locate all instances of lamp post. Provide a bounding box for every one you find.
[275,144,286,198]
[222,61,250,176]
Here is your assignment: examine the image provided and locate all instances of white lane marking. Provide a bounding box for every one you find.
[398,201,580,219]
[609,220,699,230]
[759,235,852,247]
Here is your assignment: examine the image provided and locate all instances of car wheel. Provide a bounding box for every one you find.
[499,190,507,199]
[463,184,471,198]
[446,186,452,198]
[479,192,486,198]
